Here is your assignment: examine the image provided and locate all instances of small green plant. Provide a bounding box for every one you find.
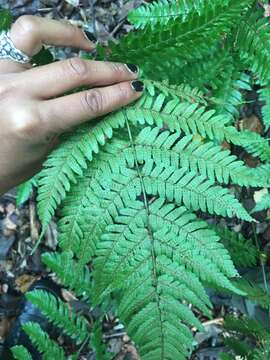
[220,314,270,360]
[11,0,270,359]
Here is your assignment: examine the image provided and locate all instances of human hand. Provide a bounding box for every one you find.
[0,15,143,194]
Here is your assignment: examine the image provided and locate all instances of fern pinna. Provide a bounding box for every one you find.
[15,0,270,359]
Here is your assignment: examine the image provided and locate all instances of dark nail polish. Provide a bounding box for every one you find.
[126,63,139,74]
[83,30,96,42]
[131,80,144,92]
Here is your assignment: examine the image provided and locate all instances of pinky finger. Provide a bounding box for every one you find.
[40,81,144,134]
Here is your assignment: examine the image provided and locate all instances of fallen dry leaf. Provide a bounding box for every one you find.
[15,274,38,293]
[254,188,269,204]
[238,115,263,134]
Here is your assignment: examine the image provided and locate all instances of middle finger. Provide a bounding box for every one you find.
[16,58,139,99]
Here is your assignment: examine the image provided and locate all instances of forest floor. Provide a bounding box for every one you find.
[0,1,269,360]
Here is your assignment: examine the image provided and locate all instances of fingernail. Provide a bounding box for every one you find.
[125,63,139,74]
[131,80,144,92]
[83,30,96,43]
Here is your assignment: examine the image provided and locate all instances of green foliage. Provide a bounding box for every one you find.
[0,8,12,31]
[91,323,110,360]
[232,277,270,309]
[23,322,65,360]
[223,315,270,360]
[259,87,270,131]
[236,8,270,82]
[26,0,270,358]
[253,339,270,360]
[128,0,207,29]
[41,251,93,299]
[26,290,90,345]
[11,346,33,360]
[16,177,38,206]
[212,225,258,267]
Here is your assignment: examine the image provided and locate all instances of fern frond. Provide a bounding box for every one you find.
[128,0,206,29]
[26,290,90,344]
[224,337,251,358]
[252,192,270,213]
[11,346,33,360]
[211,72,251,120]
[91,323,110,360]
[224,315,270,359]
[236,9,270,82]
[23,322,65,360]
[110,0,253,66]
[132,126,265,187]
[176,47,234,90]
[211,225,258,267]
[232,277,270,310]
[259,87,270,131]
[42,251,92,300]
[16,176,38,206]
[93,199,243,359]
[145,79,207,105]
[253,339,270,360]
[224,315,270,341]
[37,113,123,230]
[126,95,270,162]
[37,88,270,232]
[80,149,252,220]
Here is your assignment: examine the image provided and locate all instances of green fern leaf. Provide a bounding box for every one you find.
[26,290,90,344]
[11,346,33,360]
[23,322,65,360]
[93,199,243,359]
[128,0,207,29]
[110,0,253,66]
[211,225,258,267]
[253,339,270,360]
[236,9,270,82]
[131,126,265,187]
[37,113,123,230]
[91,322,110,360]
[42,251,92,300]
[211,72,251,119]
[232,277,270,310]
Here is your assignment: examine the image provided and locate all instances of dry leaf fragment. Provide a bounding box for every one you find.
[254,188,269,204]
[238,115,263,134]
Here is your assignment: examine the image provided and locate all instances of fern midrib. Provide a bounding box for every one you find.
[125,113,166,359]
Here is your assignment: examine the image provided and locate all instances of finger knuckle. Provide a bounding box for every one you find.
[107,62,126,76]
[11,110,40,140]
[116,83,130,101]
[82,89,104,114]
[14,15,37,36]
[66,57,88,78]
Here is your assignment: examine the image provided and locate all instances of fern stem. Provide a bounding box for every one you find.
[124,110,165,359]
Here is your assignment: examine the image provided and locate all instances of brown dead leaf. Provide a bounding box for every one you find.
[15,274,37,293]
[238,115,263,134]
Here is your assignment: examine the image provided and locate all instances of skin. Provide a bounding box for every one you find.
[0,15,143,194]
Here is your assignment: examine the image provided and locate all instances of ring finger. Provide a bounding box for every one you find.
[0,15,95,73]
